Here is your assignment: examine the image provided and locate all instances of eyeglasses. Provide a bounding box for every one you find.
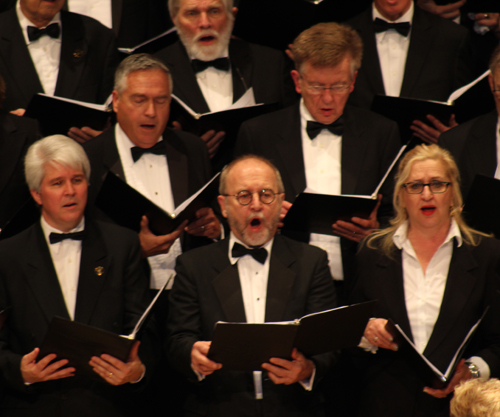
[403,181,451,194]
[223,189,281,205]
[299,75,351,95]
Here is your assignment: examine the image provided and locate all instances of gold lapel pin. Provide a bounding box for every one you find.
[94,266,104,276]
[73,49,84,59]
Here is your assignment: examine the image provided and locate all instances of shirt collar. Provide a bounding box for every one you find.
[393,218,463,250]
[228,232,274,265]
[40,216,85,246]
[114,123,164,167]
[372,1,414,23]
[17,0,61,45]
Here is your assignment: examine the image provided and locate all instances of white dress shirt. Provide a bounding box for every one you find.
[299,99,344,280]
[17,1,61,97]
[68,0,112,29]
[393,219,490,377]
[193,48,233,112]
[115,124,182,289]
[373,2,413,97]
[41,217,84,320]
[492,117,500,179]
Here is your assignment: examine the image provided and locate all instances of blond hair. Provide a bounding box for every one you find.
[450,379,500,417]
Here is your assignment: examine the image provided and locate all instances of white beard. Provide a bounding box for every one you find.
[177,18,233,61]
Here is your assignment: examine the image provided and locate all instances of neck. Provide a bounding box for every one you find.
[407,223,450,249]
[21,10,53,28]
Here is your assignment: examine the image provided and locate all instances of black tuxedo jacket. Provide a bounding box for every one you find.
[0,112,39,231]
[439,110,498,198]
[83,126,213,250]
[0,8,120,111]
[346,6,476,109]
[234,103,401,286]
[155,39,297,114]
[350,237,500,417]
[0,220,156,417]
[167,235,337,417]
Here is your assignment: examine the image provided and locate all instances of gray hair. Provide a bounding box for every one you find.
[219,155,285,195]
[114,53,173,95]
[169,0,234,20]
[25,135,91,192]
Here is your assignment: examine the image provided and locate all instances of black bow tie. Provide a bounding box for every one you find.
[27,23,60,42]
[49,230,85,244]
[232,242,268,264]
[192,57,230,73]
[306,118,344,140]
[373,18,411,37]
[131,140,166,162]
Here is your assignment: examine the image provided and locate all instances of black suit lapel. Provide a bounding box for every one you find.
[265,237,296,322]
[23,223,71,322]
[229,39,252,103]
[355,9,385,95]
[102,129,126,179]
[111,0,123,38]
[341,106,370,195]
[168,42,210,113]
[55,11,87,99]
[377,251,414,339]
[0,9,43,103]
[163,129,189,207]
[74,221,110,324]
[275,104,306,201]
[211,240,246,322]
[400,8,433,97]
[423,241,478,358]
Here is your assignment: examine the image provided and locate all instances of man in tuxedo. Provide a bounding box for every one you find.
[84,53,221,292]
[439,44,500,199]
[0,135,156,417]
[235,22,401,302]
[346,0,477,143]
[155,0,297,159]
[0,0,120,141]
[167,155,337,416]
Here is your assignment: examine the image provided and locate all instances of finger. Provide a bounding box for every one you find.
[140,215,150,232]
[200,130,216,143]
[171,121,183,131]
[449,114,458,128]
[128,340,141,361]
[22,347,41,365]
[206,131,225,149]
[262,362,288,377]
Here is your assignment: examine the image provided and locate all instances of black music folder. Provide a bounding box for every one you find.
[385,308,488,389]
[38,280,169,380]
[95,171,220,235]
[371,70,492,143]
[118,27,178,55]
[207,301,376,371]
[282,144,407,235]
[463,174,500,238]
[24,94,111,136]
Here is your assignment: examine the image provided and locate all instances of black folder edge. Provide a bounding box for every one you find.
[95,171,220,236]
[24,94,111,136]
[462,174,500,238]
[207,300,376,371]
[38,280,169,380]
[385,307,489,389]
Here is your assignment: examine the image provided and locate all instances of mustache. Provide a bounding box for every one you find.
[194,29,219,42]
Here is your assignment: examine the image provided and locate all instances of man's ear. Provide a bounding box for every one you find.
[291,70,302,95]
[30,189,42,206]
[232,7,238,18]
[112,90,120,113]
[217,195,228,218]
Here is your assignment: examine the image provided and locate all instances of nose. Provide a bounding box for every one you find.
[199,12,211,28]
[249,192,263,210]
[64,181,76,196]
[144,100,156,118]
[320,88,334,103]
[421,184,433,199]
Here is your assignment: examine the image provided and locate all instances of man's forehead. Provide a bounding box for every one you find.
[227,160,278,189]
[180,0,225,10]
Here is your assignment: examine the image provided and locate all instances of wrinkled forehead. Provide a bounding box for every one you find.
[226,160,279,192]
